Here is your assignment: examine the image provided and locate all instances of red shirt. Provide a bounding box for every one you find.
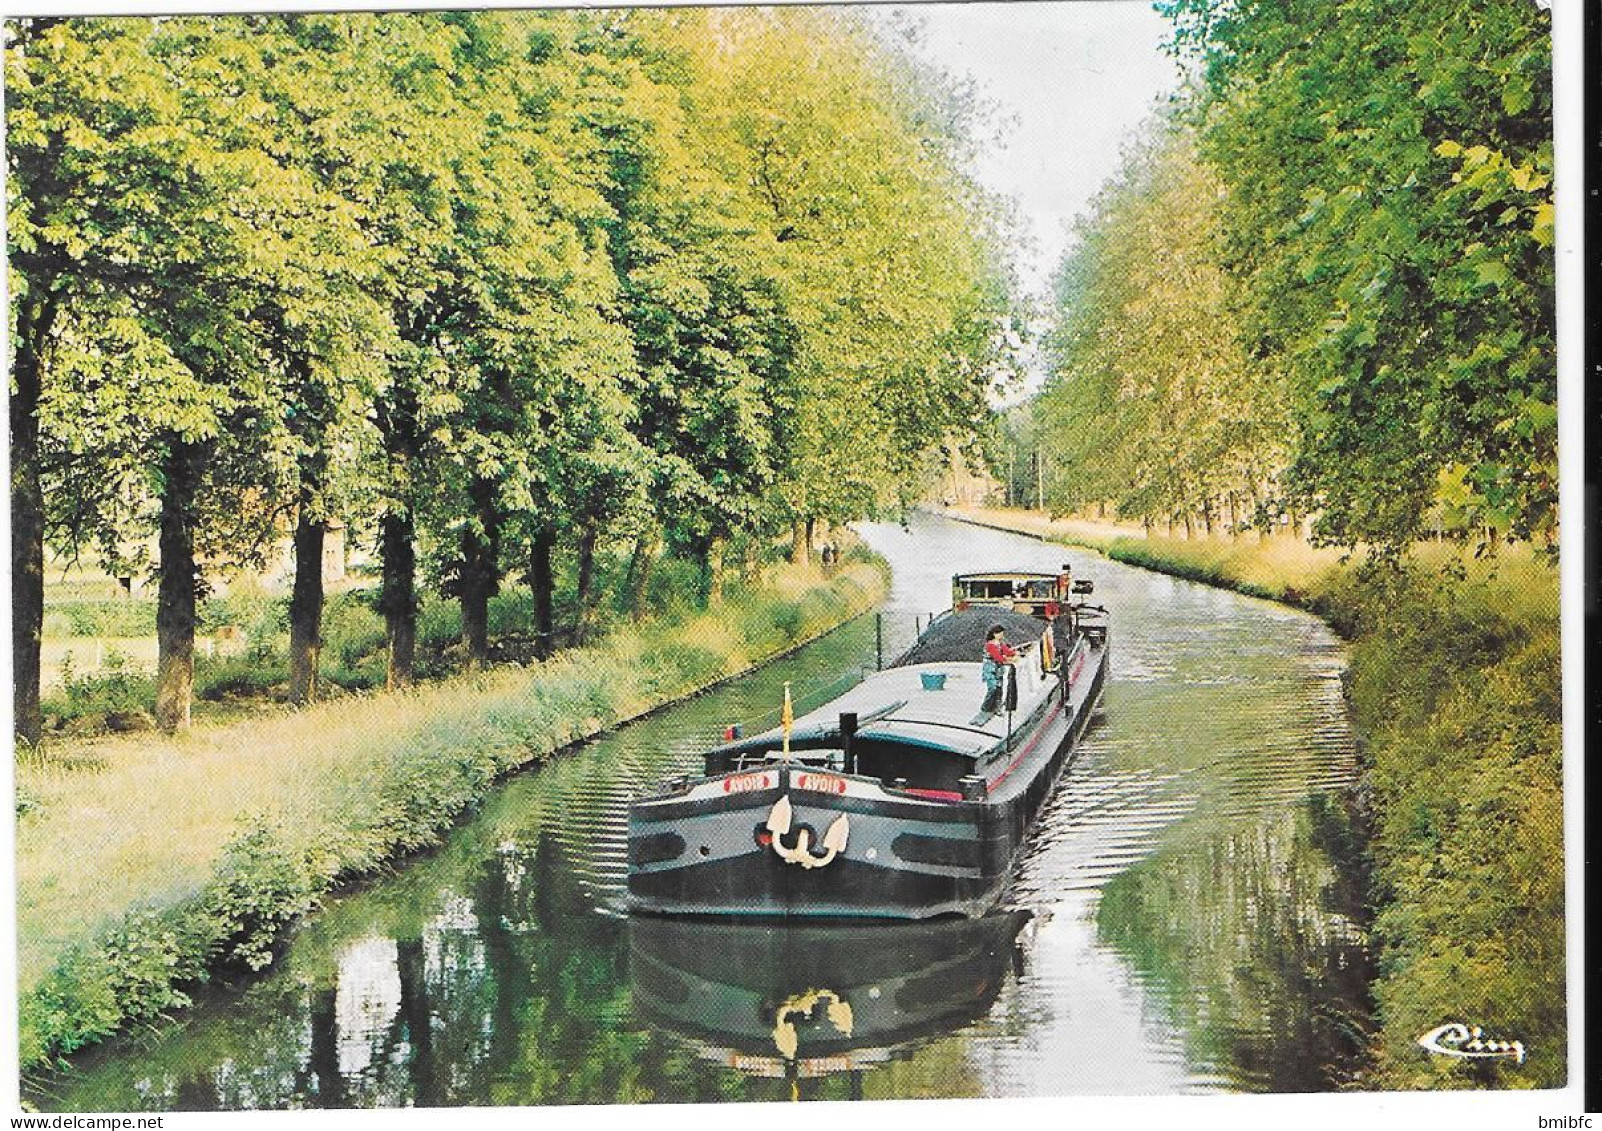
[985,639,1018,664]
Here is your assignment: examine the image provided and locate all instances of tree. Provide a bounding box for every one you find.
[664,8,1019,551]
[1160,0,1555,550]
[1033,121,1289,533]
[414,12,635,669]
[10,7,1026,738]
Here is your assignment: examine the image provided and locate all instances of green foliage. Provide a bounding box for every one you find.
[10,10,1016,734]
[19,824,314,1070]
[1034,123,1289,532]
[202,824,319,973]
[198,592,284,640]
[664,9,1021,528]
[1026,0,1554,551]
[1344,575,1562,1088]
[43,651,155,724]
[416,596,463,652]
[320,592,386,668]
[1158,0,1555,551]
[193,656,286,702]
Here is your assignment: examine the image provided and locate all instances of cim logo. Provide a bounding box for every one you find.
[723,771,775,794]
[1416,1022,1525,1065]
[795,772,847,795]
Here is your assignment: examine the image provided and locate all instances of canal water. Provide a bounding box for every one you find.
[31,512,1370,1109]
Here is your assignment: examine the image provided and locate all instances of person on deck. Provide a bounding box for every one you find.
[976,624,1019,720]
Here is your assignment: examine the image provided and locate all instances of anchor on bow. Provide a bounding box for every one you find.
[765,794,849,869]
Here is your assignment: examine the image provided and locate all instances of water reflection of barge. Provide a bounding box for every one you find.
[628,912,1032,1079]
[628,568,1109,918]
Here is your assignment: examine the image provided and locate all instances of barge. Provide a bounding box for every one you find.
[626,567,1109,919]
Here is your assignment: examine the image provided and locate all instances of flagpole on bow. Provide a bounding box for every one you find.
[781,681,793,760]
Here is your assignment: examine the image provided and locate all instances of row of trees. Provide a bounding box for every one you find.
[8,10,1020,741]
[1030,127,1291,535]
[1024,0,1554,549]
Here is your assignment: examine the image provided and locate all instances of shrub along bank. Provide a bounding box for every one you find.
[16,556,887,1071]
[946,505,1564,1089]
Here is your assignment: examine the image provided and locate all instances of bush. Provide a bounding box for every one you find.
[18,824,317,1068]
[196,656,286,701]
[201,824,318,973]
[487,590,536,637]
[1345,578,1563,1089]
[322,654,387,693]
[644,556,705,619]
[321,591,386,668]
[42,651,156,724]
[417,597,462,650]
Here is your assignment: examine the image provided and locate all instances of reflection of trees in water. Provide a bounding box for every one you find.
[1095,794,1374,1091]
[46,820,836,1108]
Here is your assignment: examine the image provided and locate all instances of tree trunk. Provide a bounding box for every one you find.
[703,535,727,607]
[155,439,203,733]
[460,479,499,670]
[789,520,808,565]
[804,515,817,558]
[375,379,421,690]
[740,533,762,580]
[573,524,598,644]
[626,532,657,621]
[379,509,416,690]
[10,321,48,746]
[530,526,554,656]
[460,538,491,670]
[288,509,326,704]
[1182,512,1194,539]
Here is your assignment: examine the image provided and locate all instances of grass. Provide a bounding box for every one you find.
[15,555,888,1070]
[948,504,1564,1090]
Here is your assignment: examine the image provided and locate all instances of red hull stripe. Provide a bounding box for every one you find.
[900,787,964,803]
[986,701,1065,792]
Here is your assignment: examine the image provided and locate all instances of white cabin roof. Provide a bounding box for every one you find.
[761,657,1054,760]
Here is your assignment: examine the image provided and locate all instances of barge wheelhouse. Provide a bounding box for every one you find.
[627,568,1109,919]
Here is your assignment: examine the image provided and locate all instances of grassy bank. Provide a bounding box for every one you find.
[946,505,1564,1089]
[16,556,888,1071]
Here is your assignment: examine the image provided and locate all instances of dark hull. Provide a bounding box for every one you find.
[628,640,1108,919]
